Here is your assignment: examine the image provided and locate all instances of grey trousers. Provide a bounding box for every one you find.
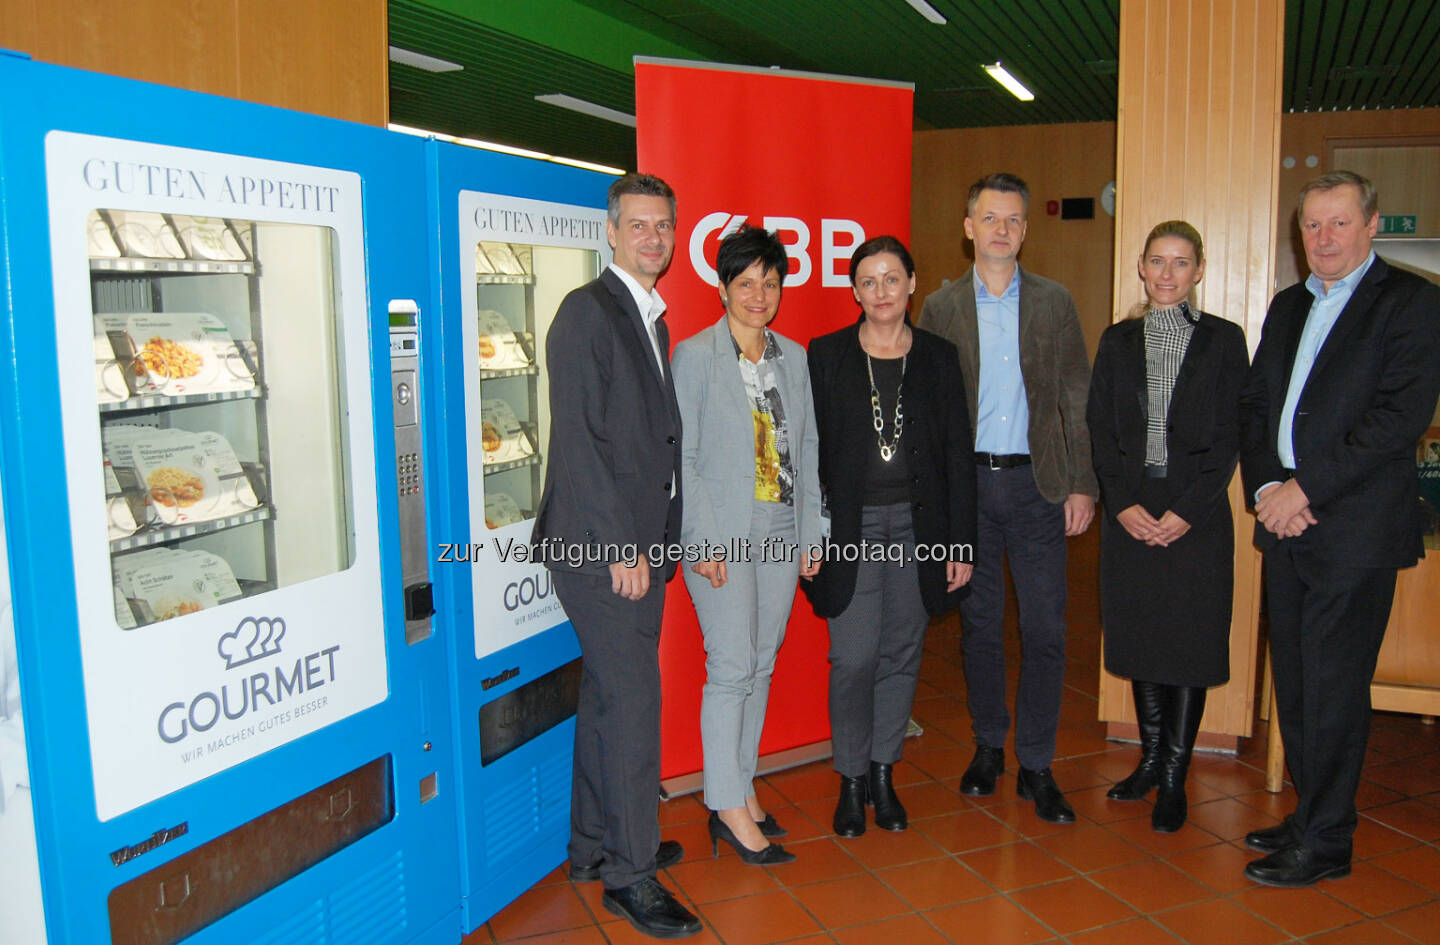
[684,500,798,811]
[827,502,929,778]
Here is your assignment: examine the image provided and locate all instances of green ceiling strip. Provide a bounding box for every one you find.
[407,0,725,73]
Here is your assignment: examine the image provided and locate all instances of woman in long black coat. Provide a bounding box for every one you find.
[1087,220,1249,832]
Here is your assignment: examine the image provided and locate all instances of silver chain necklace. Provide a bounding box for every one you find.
[865,353,906,462]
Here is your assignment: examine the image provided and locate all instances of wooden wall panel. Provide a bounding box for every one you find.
[237,0,388,125]
[1100,0,1285,744]
[911,121,1117,358]
[0,0,385,125]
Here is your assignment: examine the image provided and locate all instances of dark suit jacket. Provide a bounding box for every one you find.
[803,321,977,618]
[918,267,1098,503]
[1087,310,1249,527]
[532,268,683,579]
[1239,257,1440,567]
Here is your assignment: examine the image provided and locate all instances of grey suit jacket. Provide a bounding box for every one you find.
[671,315,822,557]
[532,268,683,577]
[918,267,1098,503]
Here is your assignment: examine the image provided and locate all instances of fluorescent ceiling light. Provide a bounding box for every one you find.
[983,61,1035,101]
[386,123,626,176]
[534,93,637,128]
[904,0,948,25]
[388,46,463,73]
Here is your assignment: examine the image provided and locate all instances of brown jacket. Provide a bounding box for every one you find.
[918,266,1098,503]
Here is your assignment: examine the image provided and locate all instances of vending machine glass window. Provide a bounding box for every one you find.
[45,133,388,823]
[92,212,355,626]
[458,192,608,661]
[474,242,599,527]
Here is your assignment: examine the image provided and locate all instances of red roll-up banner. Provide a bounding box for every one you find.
[635,58,914,785]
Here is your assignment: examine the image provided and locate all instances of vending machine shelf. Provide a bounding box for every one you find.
[478,366,539,380]
[99,386,263,414]
[475,273,535,286]
[482,453,541,476]
[109,505,274,552]
[91,256,257,276]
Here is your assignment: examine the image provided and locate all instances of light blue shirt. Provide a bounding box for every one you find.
[1277,251,1377,468]
[973,266,1030,454]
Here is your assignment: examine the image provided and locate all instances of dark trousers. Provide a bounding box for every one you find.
[553,568,665,889]
[827,503,930,777]
[1266,541,1397,860]
[960,466,1068,771]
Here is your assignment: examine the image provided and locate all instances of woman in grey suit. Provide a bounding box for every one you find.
[672,225,821,865]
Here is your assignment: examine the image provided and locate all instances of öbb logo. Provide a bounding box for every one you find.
[689,213,865,288]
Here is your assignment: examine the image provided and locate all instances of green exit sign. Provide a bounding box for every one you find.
[1379,214,1417,235]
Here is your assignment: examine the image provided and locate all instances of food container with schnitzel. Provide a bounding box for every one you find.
[479,398,533,466]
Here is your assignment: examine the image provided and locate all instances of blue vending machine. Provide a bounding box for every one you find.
[0,53,459,945]
[423,139,612,929]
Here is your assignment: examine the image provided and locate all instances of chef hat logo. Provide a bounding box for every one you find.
[217,617,286,670]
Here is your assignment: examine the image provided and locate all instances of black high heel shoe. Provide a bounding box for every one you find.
[755,812,787,838]
[708,812,796,865]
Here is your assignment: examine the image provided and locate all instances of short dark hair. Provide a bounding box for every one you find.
[848,235,915,286]
[607,173,676,226]
[716,224,789,288]
[1297,170,1378,222]
[966,172,1030,215]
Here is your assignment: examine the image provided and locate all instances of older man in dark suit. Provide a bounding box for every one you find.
[532,173,698,937]
[1240,170,1440,887]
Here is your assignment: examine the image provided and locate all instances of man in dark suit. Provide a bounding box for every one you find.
[532,173,698,937]
[1240,170,1440,887]
[918,173,1097,825]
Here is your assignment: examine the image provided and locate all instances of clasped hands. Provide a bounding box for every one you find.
[1254,478,1316,539]
[1115,505,1191,547]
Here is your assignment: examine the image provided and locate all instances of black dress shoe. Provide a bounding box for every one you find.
[602,877,703,939]
[960,745,1005,797]
[833,774,868,837]
[868,762,908,831]
[1243,846,1351,888]
[755,812,787,838]
[1016,767,1076,824]
[570,840,684,883]
[1244,821,1296,855]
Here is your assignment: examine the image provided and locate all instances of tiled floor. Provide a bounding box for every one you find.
[469,530,1440,945]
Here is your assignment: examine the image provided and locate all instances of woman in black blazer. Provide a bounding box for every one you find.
[805,236,977,837]
[1086,220,1249,832]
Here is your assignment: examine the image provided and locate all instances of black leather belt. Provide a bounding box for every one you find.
[1145,464,1168,478]
[976,452,1031,469]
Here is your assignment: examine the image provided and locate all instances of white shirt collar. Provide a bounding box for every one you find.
[609,263,667,326]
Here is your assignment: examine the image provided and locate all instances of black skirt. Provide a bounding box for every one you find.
[1100,474,1234,688]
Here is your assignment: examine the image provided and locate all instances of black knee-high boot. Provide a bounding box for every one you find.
[1109,679,1164,800]
[1152,685,1206,832]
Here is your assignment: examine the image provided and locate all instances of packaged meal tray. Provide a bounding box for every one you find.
[477,308,533,371]
[484,492,526,529]
[479,398,534,465]
[107,210,184,259]
[172,215,248,261]
[87,210,121,258]
[110,311,256,396]
[476,241,530,276]
[113,547,241,625]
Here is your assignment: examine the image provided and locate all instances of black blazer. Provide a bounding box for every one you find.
[1240,257,1440,567]
[803,320,977,618]
[1087,310,1249,526]
[533,268,683,579]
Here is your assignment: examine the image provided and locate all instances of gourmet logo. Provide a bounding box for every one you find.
[157,616,341,745]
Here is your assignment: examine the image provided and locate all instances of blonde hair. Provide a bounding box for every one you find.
[1125,220,1205,320]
